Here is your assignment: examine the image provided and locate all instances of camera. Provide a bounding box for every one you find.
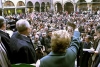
[35,45,43,51]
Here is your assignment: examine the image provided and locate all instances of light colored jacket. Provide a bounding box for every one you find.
[0,42,11,67]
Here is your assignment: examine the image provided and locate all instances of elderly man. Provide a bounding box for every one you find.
[10,19,36,64]
[0,16,11,61]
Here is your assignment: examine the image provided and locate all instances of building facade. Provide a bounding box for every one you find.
[26,0,51,13]
[1,0,100,15]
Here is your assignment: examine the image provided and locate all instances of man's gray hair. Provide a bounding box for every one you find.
[16,19,30,32]
[0,16,6,28]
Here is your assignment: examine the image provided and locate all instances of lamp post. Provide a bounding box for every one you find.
[2,0,5,16]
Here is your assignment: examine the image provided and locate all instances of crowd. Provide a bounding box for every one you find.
[0,10,100,67]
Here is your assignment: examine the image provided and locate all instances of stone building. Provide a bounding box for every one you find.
[0,0,100,15]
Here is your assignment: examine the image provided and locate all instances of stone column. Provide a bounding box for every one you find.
[33,5,35,12]
[62,4,64,12]
[74,4,76,12]
[45,4,46,12]
[15,7,17,14]
[40,4,41,12]
[87,3,92,11]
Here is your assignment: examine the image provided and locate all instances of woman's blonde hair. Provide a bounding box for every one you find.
[51,30,71,53]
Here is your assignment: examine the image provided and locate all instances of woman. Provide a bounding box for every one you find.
[36,29,80,67]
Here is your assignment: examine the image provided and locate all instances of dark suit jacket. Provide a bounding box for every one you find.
[92,38,100,67]
[40,31,80,67]
[0,30,11,60]
[10,31,36,64]
[81,42,92,67]
[77,41,83,67]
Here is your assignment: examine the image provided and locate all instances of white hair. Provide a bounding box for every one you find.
[16,19,30,32]
[35,35,39,39]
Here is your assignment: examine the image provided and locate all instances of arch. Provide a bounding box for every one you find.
[64,2,74,14]
[35,2,40,12]
[46,2,50,11]
[78,0,87,11]
[92,0,100,11]
[17,1,25,6]
[54,2,62,13]
[41,2,45,12]
[92,0,100,2]
[16,1,25,14]
[4,1,15,15]
[4,1,14,6]
[47,2,50,7]
[27,1,34,13]
[27,1,33,7]
[79,0,86,2]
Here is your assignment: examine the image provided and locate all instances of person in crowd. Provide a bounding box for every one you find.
[45,30,52,54]
[40,33,48,56]
[92,25,100,67]
[0,16,11,61]
[10,19,36,64]
[36,27,80,67]
[40,33,47,46]
[32,35,41,49]
[32,35,43,61]
[6,24,13,37]
[80,35,93,67]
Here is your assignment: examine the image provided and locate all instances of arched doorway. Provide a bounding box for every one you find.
[92,0,100,12]
[55,2,62,13]
[27,1,33,13]
[16,1,25,14]
[35,2,40,12]
[46,2,50,12]
[41,2,45,12]
[78,0,87,11]
[4,1,15,15]
[64,2,74,14]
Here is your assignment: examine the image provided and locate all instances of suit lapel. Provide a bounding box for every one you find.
[0,30,10,38]
[16,32,35,50]
[18,34,35,49]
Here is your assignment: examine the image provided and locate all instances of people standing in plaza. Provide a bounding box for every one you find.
[80,35,93,67]
[45,30,52,54]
